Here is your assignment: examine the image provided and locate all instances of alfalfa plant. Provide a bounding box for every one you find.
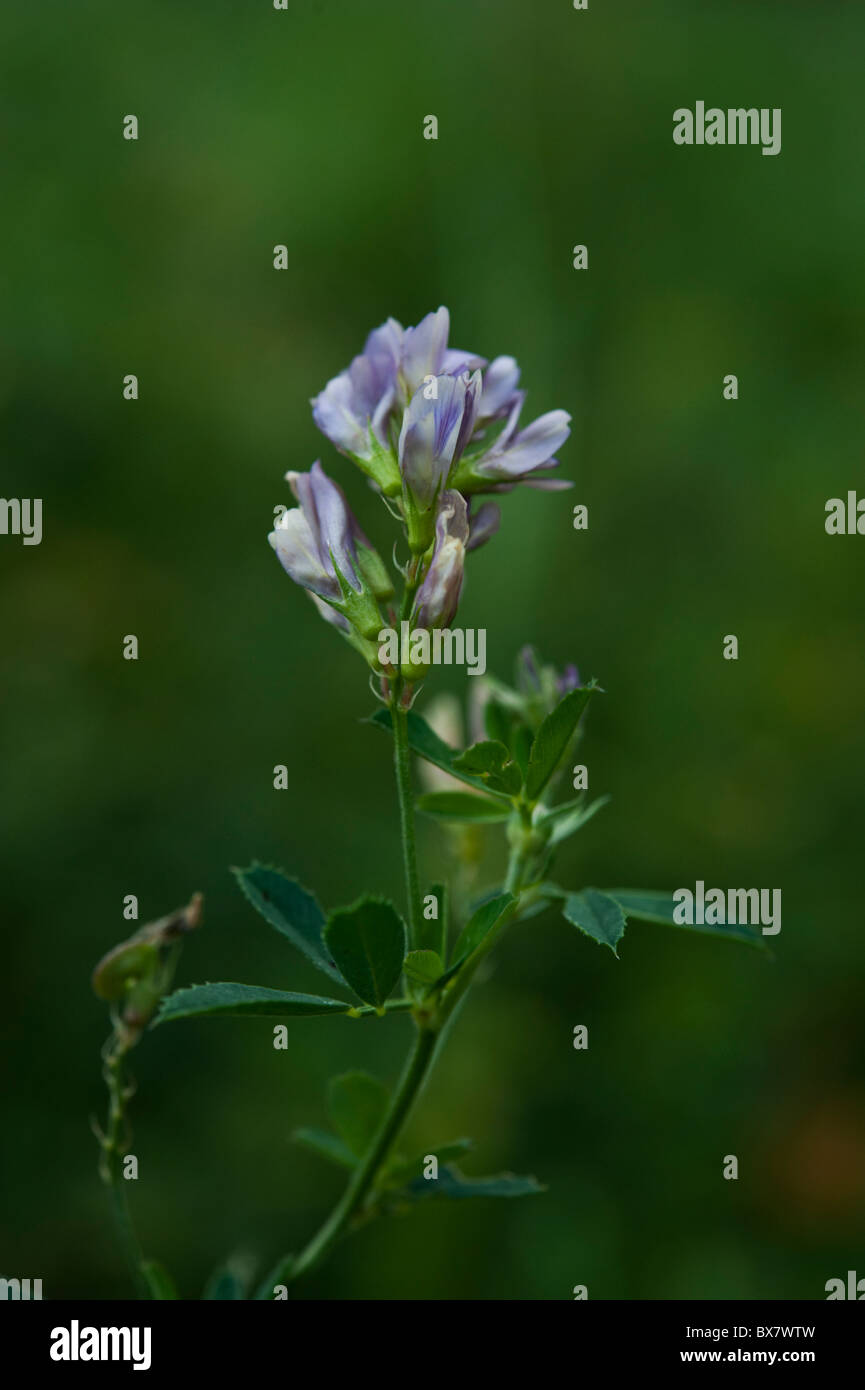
[92,309,764,1298]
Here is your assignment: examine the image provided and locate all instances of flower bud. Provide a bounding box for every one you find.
[411,490,469,636]
[398,375,479,552]
[92,894,203,1037]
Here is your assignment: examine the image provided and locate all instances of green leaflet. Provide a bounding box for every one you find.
[452,740,522,796]
[562,889,626,957]
[368,708,510,801]
[154,982,353,1024]
[525,685,597,802]
[323,896,406,1007]
[444,892,516,979]
[416,791,511,823]
[293,1127,358,1171]
[403,949,445,999]
[606,889,768,950]
[403,1164,545,1201]
[328,1071,389,1157]
[231,863,345,985]
[539,793,611,845]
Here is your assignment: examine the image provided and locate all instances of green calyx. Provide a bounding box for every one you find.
[353,432,401,497]
[355,542,394,603]
[333,565,384,641]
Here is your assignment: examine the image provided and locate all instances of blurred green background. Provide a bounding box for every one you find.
[2,0,864,1300]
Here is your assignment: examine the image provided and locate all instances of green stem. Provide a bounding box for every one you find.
[438,825,532,1028]
[268,1022,438,1291]
[100,1036,149,1298]
[392,695,423,949]
[260,834,534,1297]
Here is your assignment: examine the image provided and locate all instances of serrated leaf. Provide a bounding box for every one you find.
[416,791,511,823]
[323,896,406,1007]
[328,1071,389,1157]
[154,982,353,1025]
[368,709,510,801]
[231,864,344,984]
[607,889,768,950]
[404,1164,545,1201]
[562,889,626,956]
[445,891,515,977]
[525,685,597,802]
[542,794,611,845]
[384,1139,474,1187]
[293,1127,358,1171]
[141,1260,178,1300]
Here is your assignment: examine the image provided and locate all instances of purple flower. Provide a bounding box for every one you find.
[477,356,522,421]
[311,309,485,496]
[399,306,485,399]
[412,491,469,630]
[311,321,402,493]
[268,462,389,637]
[453,394,572,494]
[398,371,481,512]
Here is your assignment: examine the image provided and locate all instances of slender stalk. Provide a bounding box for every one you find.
[392,693,423,949]
[389,550,426,949]
[99,1035,149,1298]
[265,1022,438,1292]
[439,874,526,1028]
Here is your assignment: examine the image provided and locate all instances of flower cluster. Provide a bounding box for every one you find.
[268,307,572,681]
